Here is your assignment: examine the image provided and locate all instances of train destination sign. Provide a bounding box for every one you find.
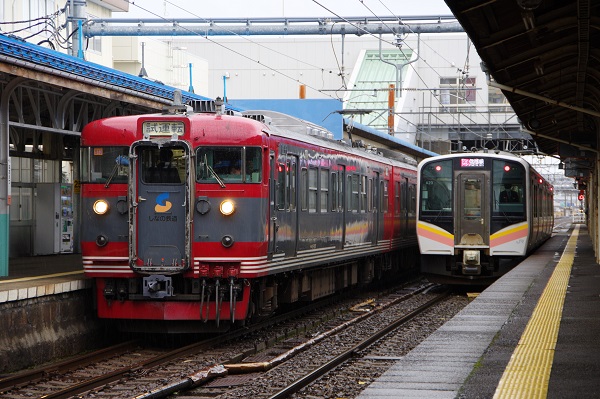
[459,158,485,168]
[142,121,185,136]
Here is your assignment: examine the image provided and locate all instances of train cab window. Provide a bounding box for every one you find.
[492,160,524,216]
[85,146,129,183]
[420,159,453,213]
[141,147,184,184]
[197,147,262,184]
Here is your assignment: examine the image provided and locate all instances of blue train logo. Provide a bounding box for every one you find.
[154,192,172,213]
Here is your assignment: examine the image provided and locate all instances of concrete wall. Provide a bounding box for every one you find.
[0,286,105,373]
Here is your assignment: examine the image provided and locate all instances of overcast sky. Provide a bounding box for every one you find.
[122,0,453,19]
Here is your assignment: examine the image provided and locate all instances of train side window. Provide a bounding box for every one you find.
[360,176,367,213]
[289,160,296,211]
[301,167,308,211]
[351,174,359,212]
[368,178,374,212]
[276,163,286,211]
[396,181,403,214]
[320,169,329,213]
[381,180,389,213]
[331,172,338,212]
[346,175,352,213]
[308,167,318,213]
[409,184,416,213]
[245,147,262,183]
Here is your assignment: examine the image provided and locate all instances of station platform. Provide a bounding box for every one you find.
[0,253,88,304]
[358,223,599,398]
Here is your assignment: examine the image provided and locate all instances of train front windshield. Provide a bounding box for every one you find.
[84,146,129,183]
[492,159,525,221]
[196,146,262,183]
[420,159,453,214]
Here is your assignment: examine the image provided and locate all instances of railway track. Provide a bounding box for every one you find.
[0,281,468,399]
[167,284,466,399]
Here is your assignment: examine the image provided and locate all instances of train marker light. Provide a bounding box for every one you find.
[578,193,584,201]
[93,199,109,215]
[220,199,235,216]
[504,165,511,172]
[435,165,442,172]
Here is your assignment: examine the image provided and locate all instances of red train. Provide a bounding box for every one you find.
[81,99,418,332]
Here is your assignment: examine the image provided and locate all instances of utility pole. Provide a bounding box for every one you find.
[69,0,87,58]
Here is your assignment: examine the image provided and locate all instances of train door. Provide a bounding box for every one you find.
[456,173,489,246]
[275,154,299,257]
[339,165,347,248]
[372,172,380,245]
[268,151,277,259]
[130,143,190,272]
[400,178,408,238]
[377,175,386,243]
[288,155,299,256]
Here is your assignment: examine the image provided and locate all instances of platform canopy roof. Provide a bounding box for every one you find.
[445,0,600,168]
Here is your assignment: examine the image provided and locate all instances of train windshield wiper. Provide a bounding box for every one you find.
[207,164,226,188]
[105,155,129,188]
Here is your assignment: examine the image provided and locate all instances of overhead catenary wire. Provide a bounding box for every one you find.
[126,0,340,102]
[354,0,519,142]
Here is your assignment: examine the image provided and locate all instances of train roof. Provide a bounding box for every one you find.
[418,150,553,187]
[242,109,417,170]
[82,106,417,171]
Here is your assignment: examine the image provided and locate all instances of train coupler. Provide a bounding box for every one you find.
[462,250,481,275]
[143,275,174,298]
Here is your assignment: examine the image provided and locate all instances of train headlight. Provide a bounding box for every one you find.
[93,199,109,215]
[220,199,235,216]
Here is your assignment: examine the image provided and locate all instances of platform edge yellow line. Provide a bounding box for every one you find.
[493,225,579,399]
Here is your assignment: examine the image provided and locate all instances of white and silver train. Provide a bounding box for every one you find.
[416,151,553,284]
